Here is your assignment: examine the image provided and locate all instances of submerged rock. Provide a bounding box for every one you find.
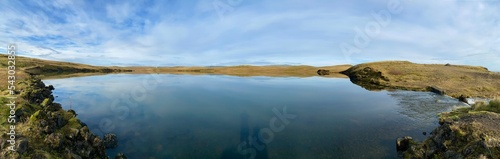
[103,134,118,149]
[115,153,128,159]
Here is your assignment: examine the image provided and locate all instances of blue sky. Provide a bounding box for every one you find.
[0,0,499,71]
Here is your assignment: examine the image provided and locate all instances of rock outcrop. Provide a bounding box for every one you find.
[396,136,415,152]
[341,66,390,90]
[103,134,118,149]
[400,103,500,158]
[115,153,128,159]
[458,95,468,104]
[428,86,446,96]
[0,76,121,158]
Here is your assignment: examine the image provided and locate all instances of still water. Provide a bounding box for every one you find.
[44,74,466,159]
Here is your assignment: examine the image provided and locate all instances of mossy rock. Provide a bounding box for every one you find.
[41,98,53,107]
[403,102,500,158]
[29,110,45,124]
[57,117,84,136]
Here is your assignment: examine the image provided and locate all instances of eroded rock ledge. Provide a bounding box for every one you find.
[399,101,500,158]
[341,61,500,98]
[0,76,126,159]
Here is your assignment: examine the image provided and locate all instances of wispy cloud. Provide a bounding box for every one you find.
[0,0,498,70]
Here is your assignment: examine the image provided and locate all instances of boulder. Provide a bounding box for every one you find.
[16,139,29,154]
[0,138,5,149]
[458,95,468,104]
[45,133,63,149]
[103,134,118,149]
[68,109,78,117]
[115,153,128,159]
[396,136,414,151]
[428,86,446,95]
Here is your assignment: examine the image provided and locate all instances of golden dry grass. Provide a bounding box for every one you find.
[3,54,498,99]
[343,61,500,98]
[0,54,111,92]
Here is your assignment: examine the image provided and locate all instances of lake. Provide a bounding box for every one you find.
[44,74,467,159]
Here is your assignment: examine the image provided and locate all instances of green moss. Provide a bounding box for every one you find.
[439,107,470,123]
[0,98,9,128]
[454,128,467,138]
[41,98,51,107]
[473,99,500,113]
[0,76,111,158]
[28,150,62,159]
[57,117,83,135]
[488,100,500,112]
[29,110,46,124]
[63,111,75,120]
[0,97,8,115]
[432,154,442,159]
[66,118,82,129]
[0,97,6,105]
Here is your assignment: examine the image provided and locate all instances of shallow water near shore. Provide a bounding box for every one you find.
[44,74,467,158]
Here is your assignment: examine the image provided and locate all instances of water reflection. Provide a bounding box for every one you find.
[220,112,269,159]
[43,74,466,158]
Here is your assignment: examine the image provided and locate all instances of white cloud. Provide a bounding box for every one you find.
[0,0,498,70]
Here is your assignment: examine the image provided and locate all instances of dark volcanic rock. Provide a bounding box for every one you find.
[1,76,110,159]
[45,133,63,149]
[341,66,390,90]
[68,109,78,117]
[428,86,446,95]
[401,109,500,158]
[103,134,118,149]
[115,153,128,159]
[16,139,29,154]
[396,136,414,151]
[458,95,468,104]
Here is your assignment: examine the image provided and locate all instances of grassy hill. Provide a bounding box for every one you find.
[341,61,500,98]
[0,54,131,92]
[3,55,499,98]
[1,55,499,158]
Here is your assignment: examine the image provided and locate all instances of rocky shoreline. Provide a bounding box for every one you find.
[0,76,125,159]
[340,61,500,158]
[2,56,498,158]
[397,100,500,158]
